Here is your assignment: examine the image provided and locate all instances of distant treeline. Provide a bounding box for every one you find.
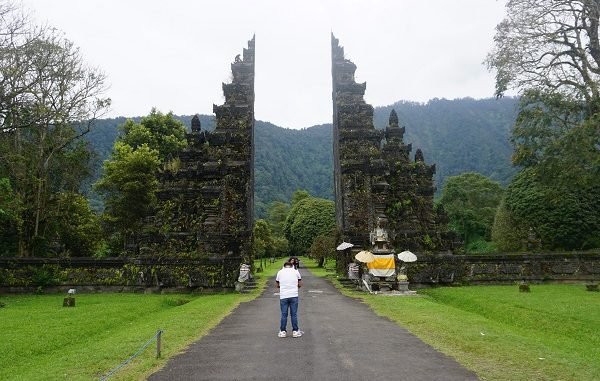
[83,97,519,218]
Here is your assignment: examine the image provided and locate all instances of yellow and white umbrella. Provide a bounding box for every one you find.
[397,250,418,263]
[336,242,354,251]
[355,250,375,263]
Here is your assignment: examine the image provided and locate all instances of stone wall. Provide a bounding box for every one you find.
[0,257,242,292]
[3,253,598,292]
[408,252,600,286]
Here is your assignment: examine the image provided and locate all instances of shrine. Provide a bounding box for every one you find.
[331,34,453,274]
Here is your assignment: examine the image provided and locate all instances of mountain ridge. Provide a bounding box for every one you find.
[84,97,519,218]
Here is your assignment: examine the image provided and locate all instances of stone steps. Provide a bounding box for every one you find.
[239,280,258,294]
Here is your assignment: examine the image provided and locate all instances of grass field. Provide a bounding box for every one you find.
[0,258,284,381]
[304,258,600,381]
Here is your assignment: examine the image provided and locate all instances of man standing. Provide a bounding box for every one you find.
[276,261,303,338]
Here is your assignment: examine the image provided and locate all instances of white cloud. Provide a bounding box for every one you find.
[21,0,507,129]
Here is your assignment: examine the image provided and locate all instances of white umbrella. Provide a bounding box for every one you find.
[397,250,417,262]
[355,250,375,263]
[336,242,354,251]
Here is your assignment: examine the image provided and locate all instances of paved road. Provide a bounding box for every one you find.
[148,266,479,381]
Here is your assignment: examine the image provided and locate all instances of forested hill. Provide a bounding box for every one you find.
[84,97,519,218]
[375,97,519,190]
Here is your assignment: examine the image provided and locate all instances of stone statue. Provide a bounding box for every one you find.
[370,217,389,247]
[415,149,425,162]
[388,109,399,127]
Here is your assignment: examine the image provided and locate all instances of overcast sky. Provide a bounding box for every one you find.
[21,0,508,129]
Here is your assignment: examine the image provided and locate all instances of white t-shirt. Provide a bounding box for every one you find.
[276,267,302,299]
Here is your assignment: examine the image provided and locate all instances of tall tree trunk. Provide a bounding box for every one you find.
[33,125,55,241]
[12,126,29,257]
[33,128,46,238]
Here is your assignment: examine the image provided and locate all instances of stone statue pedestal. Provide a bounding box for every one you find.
[397,281,410,292]
[63,297,75,307]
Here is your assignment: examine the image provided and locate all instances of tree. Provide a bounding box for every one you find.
[496,168,600,250]
[266,201,290,237]
[0,3,110,132]
[438,173,504,250]
[94,142,160,250]
[487,1,600,252]
[510,90,600,187]
[94,110,187,252]
[0,2,109,256]
[284,196,335,256]
[0,177,21,255]
[491,198,530,252]
[310,235,336,267]
[291,189,310,206]
[49,193,102,257]
[119,109,187,160]
[486,0,600,114]
[252,219,273,268]
[271,236,289,258]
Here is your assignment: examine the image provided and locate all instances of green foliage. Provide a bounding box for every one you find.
[119,109,187,160]
[29,265,61,288]
[266,201,290,237]
[0,178,21,255]
[254,122,334,218]
[0,3,109,256]
[511,90,585,168]
[309,235,336,267]
[94,142,160,248]
[284,196,335,256]
[0,127,98,257]
[93,109,187,252]
[500,168,600,250]
[271,236,289,257]
[510,91,600,189]
[491,198,529,252]
[438,172,504,249]
[486,3,600,253]
[252,219,274,260]
[374,98,518,193]
[51,193,102,257]
[0,178,17,221]
[464,239,497,254]
[290,189,310,206]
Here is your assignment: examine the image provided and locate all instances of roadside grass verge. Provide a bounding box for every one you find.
[304,258,600,381]
[0,258,286,381]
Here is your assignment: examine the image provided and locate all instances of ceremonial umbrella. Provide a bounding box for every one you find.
[355,250,375,263]
[397,250,418,263]
[336,242,354,251]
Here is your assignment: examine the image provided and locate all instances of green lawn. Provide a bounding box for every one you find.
[304,258,600,381]
[0,258,285,381]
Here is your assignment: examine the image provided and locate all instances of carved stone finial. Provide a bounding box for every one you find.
[389,109,399,127]
[415,149,425,162]
[191,115,201,132]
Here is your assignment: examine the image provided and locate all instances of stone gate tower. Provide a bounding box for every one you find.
[140,36,255,277]
[331,34,451,269]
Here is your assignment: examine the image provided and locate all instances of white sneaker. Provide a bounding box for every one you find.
[278,331,287,338]
[292,330,303,338]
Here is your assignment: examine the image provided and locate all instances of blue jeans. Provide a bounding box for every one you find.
[279,297,299,331]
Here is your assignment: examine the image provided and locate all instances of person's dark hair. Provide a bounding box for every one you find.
[283,261,293,268]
